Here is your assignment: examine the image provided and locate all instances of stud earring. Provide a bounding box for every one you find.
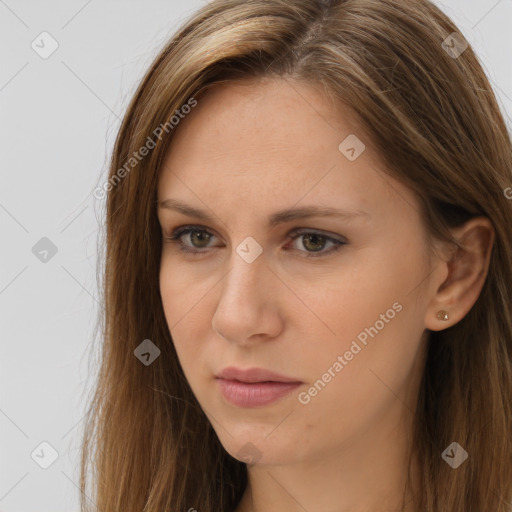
[436,310,449,321]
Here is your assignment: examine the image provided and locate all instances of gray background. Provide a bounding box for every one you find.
[1,1,511,510]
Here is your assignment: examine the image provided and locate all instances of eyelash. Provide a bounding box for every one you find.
[163,225,347,259]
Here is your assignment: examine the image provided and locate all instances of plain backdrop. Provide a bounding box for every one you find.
[1,1,511,510]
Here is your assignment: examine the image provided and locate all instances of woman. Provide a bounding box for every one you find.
[82,0,512,510]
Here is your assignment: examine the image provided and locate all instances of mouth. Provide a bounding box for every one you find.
[215,366,303,407]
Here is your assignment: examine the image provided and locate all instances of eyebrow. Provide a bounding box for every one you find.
[158,198,369,227]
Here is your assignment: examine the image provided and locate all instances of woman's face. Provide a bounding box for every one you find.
[157,77,439,466]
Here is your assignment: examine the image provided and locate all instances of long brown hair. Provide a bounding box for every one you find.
[81,0,512,510]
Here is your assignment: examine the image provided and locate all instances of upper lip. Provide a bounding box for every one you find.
[216,366,302,384]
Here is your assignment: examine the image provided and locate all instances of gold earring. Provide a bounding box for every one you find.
[436,310,449,321]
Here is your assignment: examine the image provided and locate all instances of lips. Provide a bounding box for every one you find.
[215,366,303,407]
[216,366,301,383]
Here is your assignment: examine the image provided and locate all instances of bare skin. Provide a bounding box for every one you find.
[156,77,494,512]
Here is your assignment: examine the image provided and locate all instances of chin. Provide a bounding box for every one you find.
[213,425,304,466]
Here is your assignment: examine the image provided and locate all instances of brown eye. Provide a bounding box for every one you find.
[164,225,347,258]
[287,229,347,258]
[186,229,213,248]
[301,233,328,252]
[164,226,220,255]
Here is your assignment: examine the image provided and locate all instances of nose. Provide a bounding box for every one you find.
[211,248,284,344]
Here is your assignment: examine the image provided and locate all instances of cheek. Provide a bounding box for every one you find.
[290,252,398,349]
[159,258,212,327]
[159,262,212,375]
[294,256,427,433]
[292,307,424,455]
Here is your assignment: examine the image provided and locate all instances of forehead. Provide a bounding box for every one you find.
[161,77,364,166]
[157,78,417,224]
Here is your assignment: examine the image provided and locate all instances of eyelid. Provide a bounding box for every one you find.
[164,224,345,241]
[163,224,347,257]
[290,227,347,243]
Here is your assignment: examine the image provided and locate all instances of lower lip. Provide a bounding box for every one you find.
[216,378,302,407]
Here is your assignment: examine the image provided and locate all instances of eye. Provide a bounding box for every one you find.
[163,225,347,258]
[164,226,218,254]
[286,228,347,258]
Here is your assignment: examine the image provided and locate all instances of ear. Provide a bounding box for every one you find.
[424,217,495,331]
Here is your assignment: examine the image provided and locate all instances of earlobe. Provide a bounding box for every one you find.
[424,217,495,332]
